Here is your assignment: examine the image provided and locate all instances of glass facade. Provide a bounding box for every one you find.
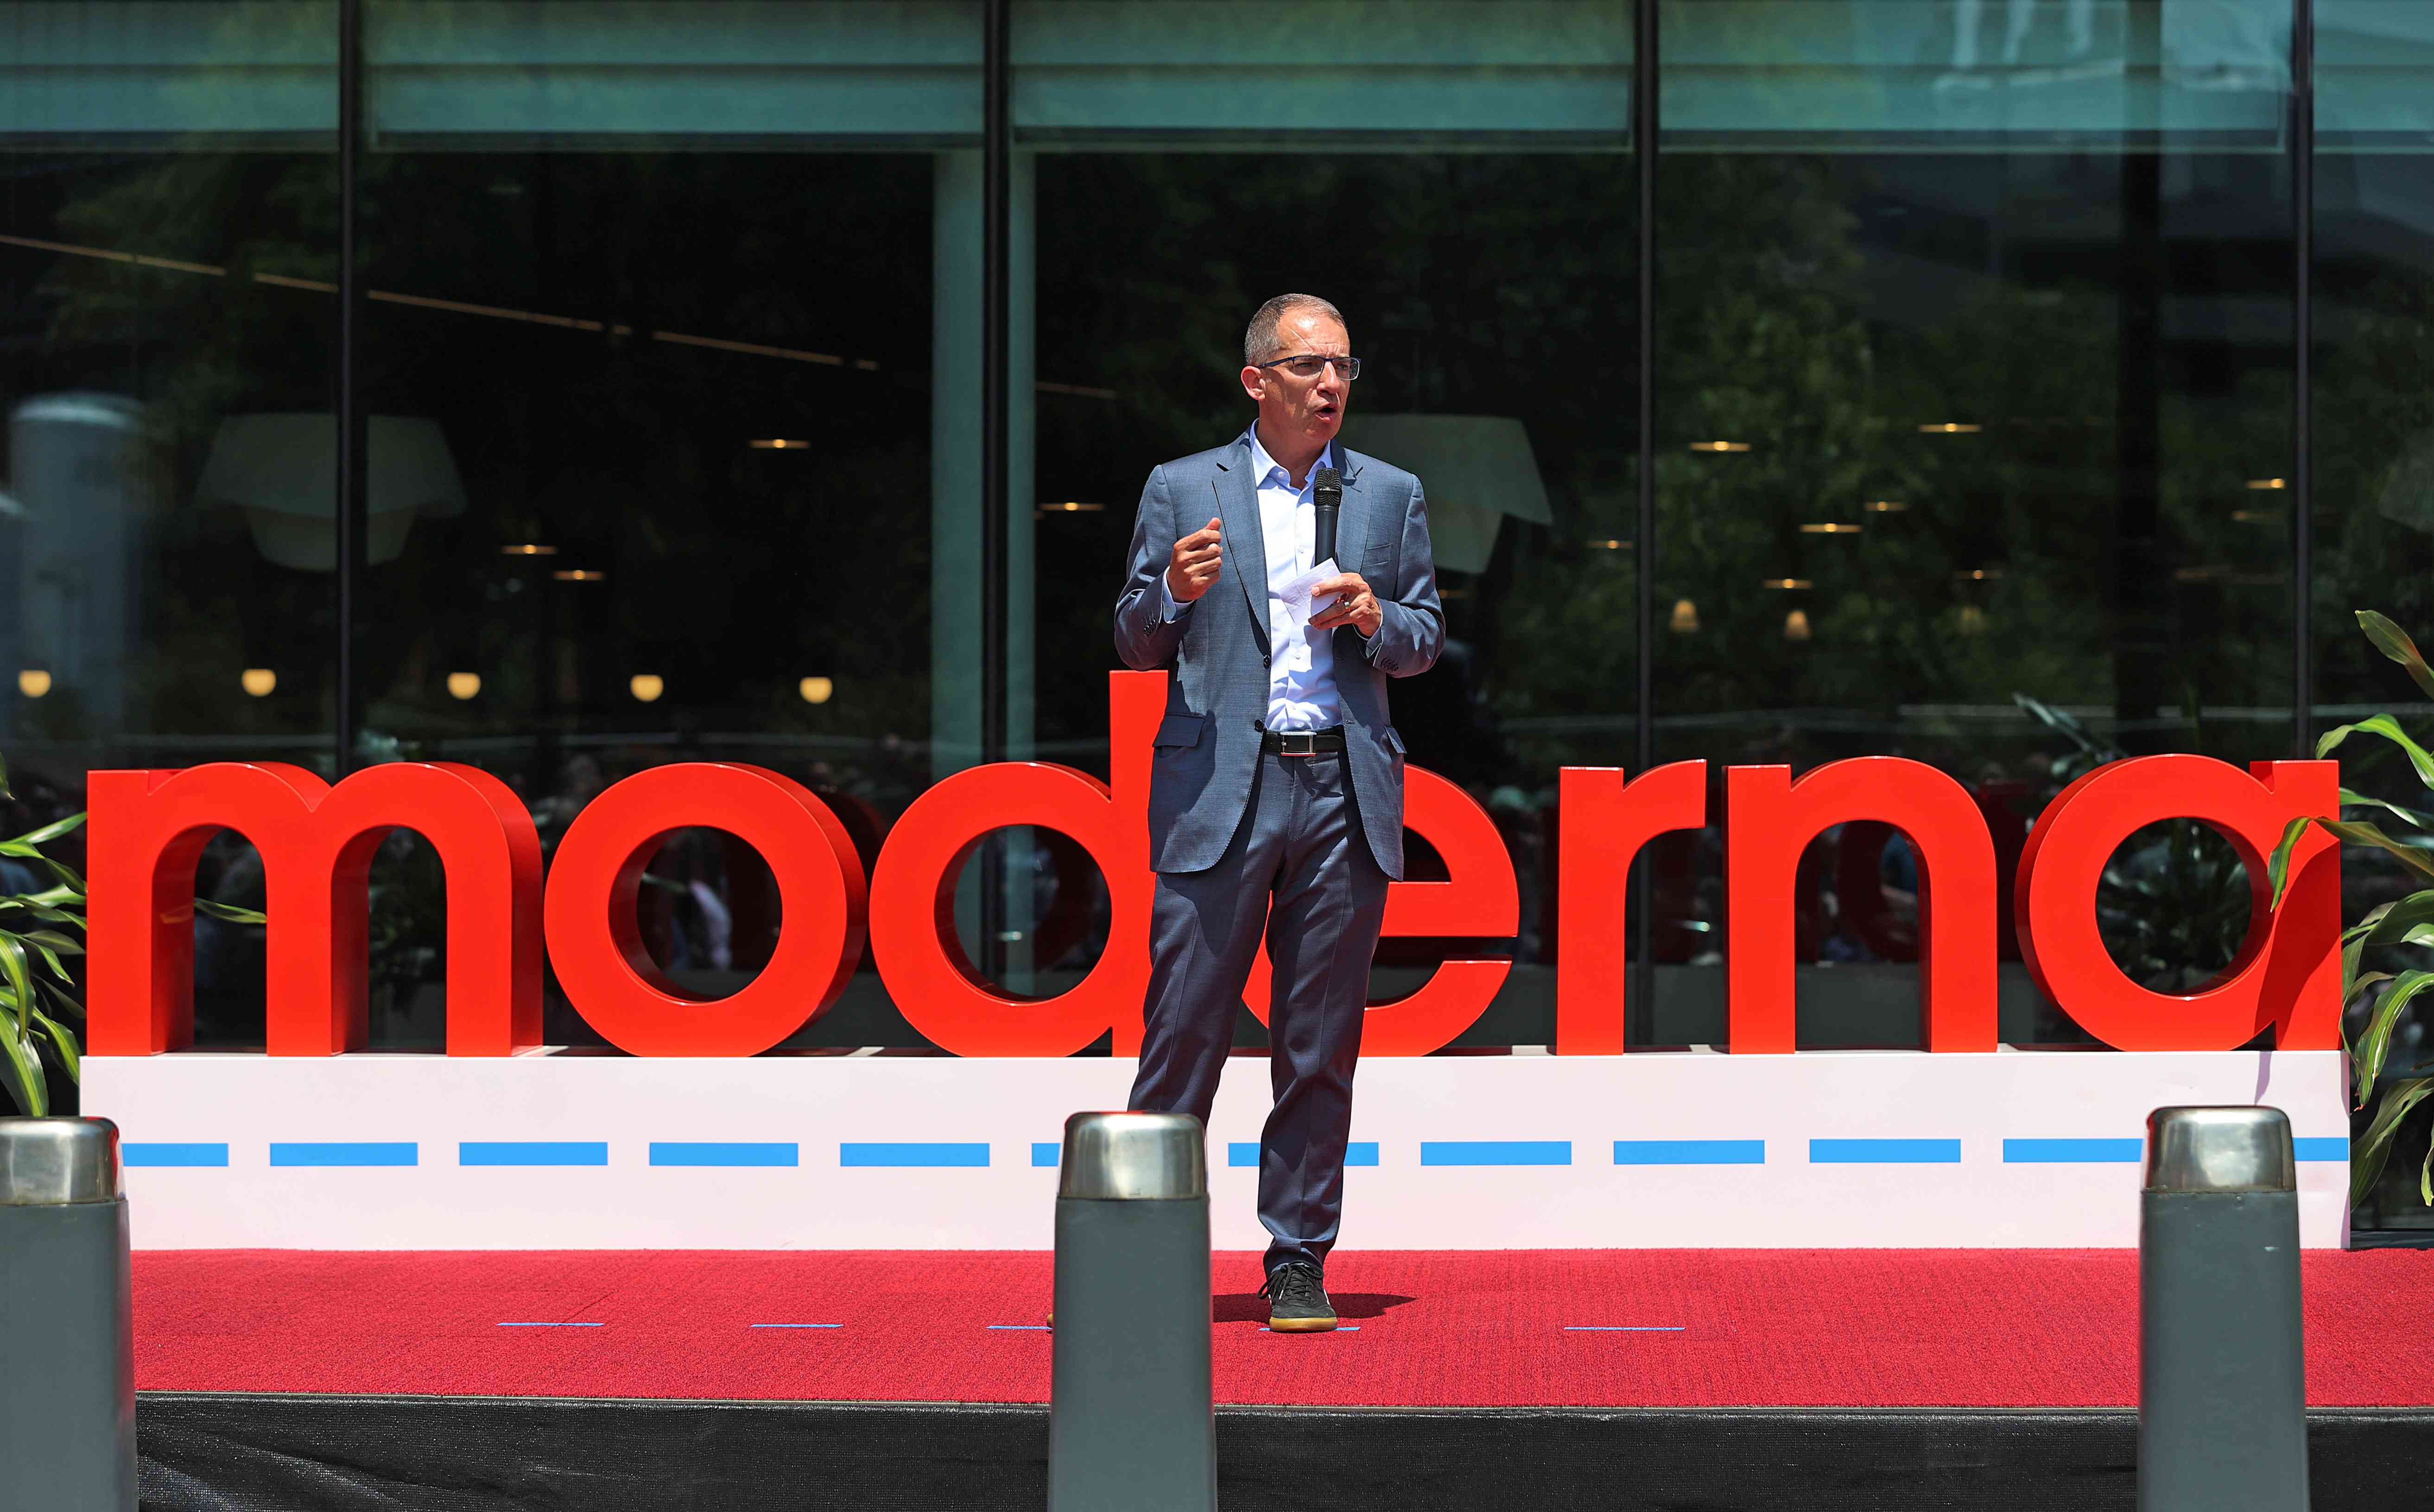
[6,0,2429,1221]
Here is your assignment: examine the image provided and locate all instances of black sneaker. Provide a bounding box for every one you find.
[1261,1262,1338,1333]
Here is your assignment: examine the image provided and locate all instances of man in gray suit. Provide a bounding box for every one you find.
[1113,293,1442,1333]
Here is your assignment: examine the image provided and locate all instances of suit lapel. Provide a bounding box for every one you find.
[1213,437,1270,653]
[1332,446,1373,574]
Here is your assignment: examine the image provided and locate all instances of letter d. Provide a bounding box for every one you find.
[870,671,1161,1056]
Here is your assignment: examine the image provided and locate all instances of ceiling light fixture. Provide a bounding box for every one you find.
[629,674,665,703]
[16,669,51,698]
[1762,577,1812,590]
[553,569,607,582]
[2245,477,2288,490]
[1669,599,1700,634]
[1799,523,1862,535]
[1918,423,1982,434]
[447,672,481,700]
[241,668,277,697]
[799,676,834,705]
[1689,441,1752,453]
[1864,500,1907,513]
[501,543,558,557]
[1783,608,1813,642]
[749,439,809,450]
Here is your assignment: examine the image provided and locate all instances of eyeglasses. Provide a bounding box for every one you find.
[1254,354,1361,381]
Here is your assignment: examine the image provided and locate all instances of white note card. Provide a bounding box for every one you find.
[1279,558,1339,632]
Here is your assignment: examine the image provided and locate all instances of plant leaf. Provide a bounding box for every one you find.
[193,898,268,925]
[0,934,31,1036]
[2354,970,2434,1101]
[0,849,86,891]
[0,750,10,802]
[2365,892,2434,946]
[2268,816,2311,909]
[28,1005,79,1085]
[2318,714,2434,793]
[2358,610,2434,702]
[2339,788,2434,833]
[0,900,78,925]
[3,811,84,850]
[2314,818,2434,883]
[38,979,83,1022]
[0,1016,44,1116]
[2344,902,2397,945]
[2352,1077,2434,1210]
[20,929,81,957]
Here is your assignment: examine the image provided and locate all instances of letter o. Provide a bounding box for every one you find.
[543,764,868,1056]
[2016,755,2340,1051]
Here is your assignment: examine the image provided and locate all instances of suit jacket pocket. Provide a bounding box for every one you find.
[1154,713,1208,749]
[1363,537,1397,583]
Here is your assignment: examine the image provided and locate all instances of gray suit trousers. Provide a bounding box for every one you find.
[1127,749,1390,1277]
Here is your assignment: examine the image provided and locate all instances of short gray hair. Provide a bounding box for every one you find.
[1243,293,1347,367]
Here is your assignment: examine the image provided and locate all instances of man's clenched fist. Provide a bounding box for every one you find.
[1166,516,1223,602]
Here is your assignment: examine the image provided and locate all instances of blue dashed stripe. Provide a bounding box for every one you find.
[841,1143,989,1168]
[122,1143,228,1168]
[2294,1137,2348,1161]
[1613,1139,1765,1165]
[2004,1139,2142,1164]
[461,1142,608,1167]
[1230,1142,1378,1168]
[270,1142,416,1167]
[1810,1139,1960,1164]
[650,1142,798,1167]
[1421,1140,1571,1167]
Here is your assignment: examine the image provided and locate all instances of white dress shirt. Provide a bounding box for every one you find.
[1161,429,1344,731]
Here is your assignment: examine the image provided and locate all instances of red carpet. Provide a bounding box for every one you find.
[133,1248,2434,1409]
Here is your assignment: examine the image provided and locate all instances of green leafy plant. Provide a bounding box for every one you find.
[0,753,270,1115]
[0,753,92,1116]
[2268,612,2434,1210]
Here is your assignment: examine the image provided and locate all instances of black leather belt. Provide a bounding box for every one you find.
[1261,726,1346,756]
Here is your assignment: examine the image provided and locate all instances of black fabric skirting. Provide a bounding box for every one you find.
[136,1392,2434,1512]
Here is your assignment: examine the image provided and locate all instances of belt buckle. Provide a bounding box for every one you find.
[1274,729,1316,757]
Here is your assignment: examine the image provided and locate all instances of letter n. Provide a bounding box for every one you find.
[1726,759,1998,1053]
[87,763,542,1056]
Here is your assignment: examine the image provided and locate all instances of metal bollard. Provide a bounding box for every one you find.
[0,1117,137,1512]
[1047,1111,1216,1512]
[2139,1105,2309,1512]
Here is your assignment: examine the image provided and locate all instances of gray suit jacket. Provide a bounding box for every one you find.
[1113,434,1444,880]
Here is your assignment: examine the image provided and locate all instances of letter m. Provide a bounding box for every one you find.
[87,764,542,1056]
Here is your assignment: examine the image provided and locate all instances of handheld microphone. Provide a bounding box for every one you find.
[1311,466,1342,566]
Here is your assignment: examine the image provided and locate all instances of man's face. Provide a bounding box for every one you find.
[1241,310,1352,450]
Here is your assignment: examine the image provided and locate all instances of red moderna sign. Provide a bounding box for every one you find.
[84,672,2345,1059]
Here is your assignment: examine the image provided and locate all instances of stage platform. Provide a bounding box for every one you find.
[132,1247,2434,1510]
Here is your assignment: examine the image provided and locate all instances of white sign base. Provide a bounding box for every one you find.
[82,1048,2352,1251]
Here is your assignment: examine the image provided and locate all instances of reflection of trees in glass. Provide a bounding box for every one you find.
[11,150,337,749]
[1606,151,2291,764]
[2315,268,2434,713]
